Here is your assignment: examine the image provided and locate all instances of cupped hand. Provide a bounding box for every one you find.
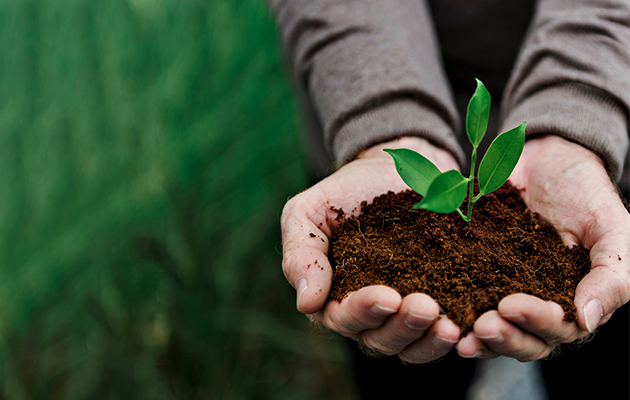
[457,135,630,361]
[281,137,462,363]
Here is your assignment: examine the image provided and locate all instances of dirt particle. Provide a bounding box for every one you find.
[618,255,622,261]
[309,233,316,238]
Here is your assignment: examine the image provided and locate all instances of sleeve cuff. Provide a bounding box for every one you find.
[500,84,629,182]
[332,100,466,169]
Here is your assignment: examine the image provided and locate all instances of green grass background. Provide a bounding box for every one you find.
[0,0,358,398]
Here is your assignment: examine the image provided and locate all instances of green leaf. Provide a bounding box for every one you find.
[414,169,468,213]
[466,78,491,148]
[478,122,526,195]
[384,148,441,197]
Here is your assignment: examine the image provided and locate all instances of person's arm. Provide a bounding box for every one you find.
[460,0,630,361]
[269,0,469,363]
[267,0,465,168]
[499,0,629,181]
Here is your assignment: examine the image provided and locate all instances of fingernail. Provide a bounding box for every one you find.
[296,278,307,312]
[369,303,397,317]
[431,334,458,349]
[404,311,435,330]
[501,313,526,324]
[584,299,603,333]
[459,350,480,359]
[475,332,504,344]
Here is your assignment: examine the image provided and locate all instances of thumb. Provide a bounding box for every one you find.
[574,228,630,332]
[280,191,337,315]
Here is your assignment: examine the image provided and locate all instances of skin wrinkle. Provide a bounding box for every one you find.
[360,334,397,356]
[305,199,337,239]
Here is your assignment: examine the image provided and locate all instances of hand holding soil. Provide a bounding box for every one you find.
[458,135,630,361]
[281,137,466,364]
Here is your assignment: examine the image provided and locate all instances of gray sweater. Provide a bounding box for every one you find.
[268,0,630,182]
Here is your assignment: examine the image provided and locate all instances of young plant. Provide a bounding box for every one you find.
[384,79,526,225]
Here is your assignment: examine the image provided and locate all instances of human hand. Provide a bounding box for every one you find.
[457,135,630,361]
[281,137,463,363]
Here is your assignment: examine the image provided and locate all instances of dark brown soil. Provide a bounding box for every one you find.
[328,181,591,334]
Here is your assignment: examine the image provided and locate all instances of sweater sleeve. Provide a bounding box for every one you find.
[500,0,630,181]
[267,0,465,168]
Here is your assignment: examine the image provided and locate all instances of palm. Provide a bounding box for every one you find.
[510,136,620,247]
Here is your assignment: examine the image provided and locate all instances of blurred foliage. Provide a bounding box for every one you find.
[0,0,358,398]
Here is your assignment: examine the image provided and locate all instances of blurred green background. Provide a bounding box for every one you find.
[0,0,358,398]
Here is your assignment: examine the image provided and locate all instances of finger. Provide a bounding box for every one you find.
[398,316,460,364]
[281,191,338,314]
[572,193,630,332]
[498,294,588,344]
[473,310,555,362]
[356,293,439,355]
[311,285,402,337]
[457,332,499,359]
[575,257,630,333]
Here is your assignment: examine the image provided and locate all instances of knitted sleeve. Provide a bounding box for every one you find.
[500,0,630,181]
[267,0,465,169]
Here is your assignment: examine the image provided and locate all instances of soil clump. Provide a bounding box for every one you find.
[328,182,591,334]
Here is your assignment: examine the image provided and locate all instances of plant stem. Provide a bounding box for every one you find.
[465,147,478,225]
[456,208,468,222]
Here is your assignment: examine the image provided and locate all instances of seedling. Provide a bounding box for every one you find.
[385,79,526,225]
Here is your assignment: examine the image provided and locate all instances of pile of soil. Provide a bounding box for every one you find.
[328,182,591,334]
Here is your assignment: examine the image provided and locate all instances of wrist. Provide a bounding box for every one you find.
[357,137,460,172]
[521,135,605,172]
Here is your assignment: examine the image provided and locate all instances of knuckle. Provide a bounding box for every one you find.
[397,351,415,364]
[281,254,302,281]
[517,348,550,363]
[323,312,354,337]
[504,341,530,358]
[280,258,292,278]
[398,345,443,365]
[515,352,537,363]
[510,340,552,362]
[280,195,299,219]
[397,349,436,365]
[359,334,398,356]
[357,341,387,358]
